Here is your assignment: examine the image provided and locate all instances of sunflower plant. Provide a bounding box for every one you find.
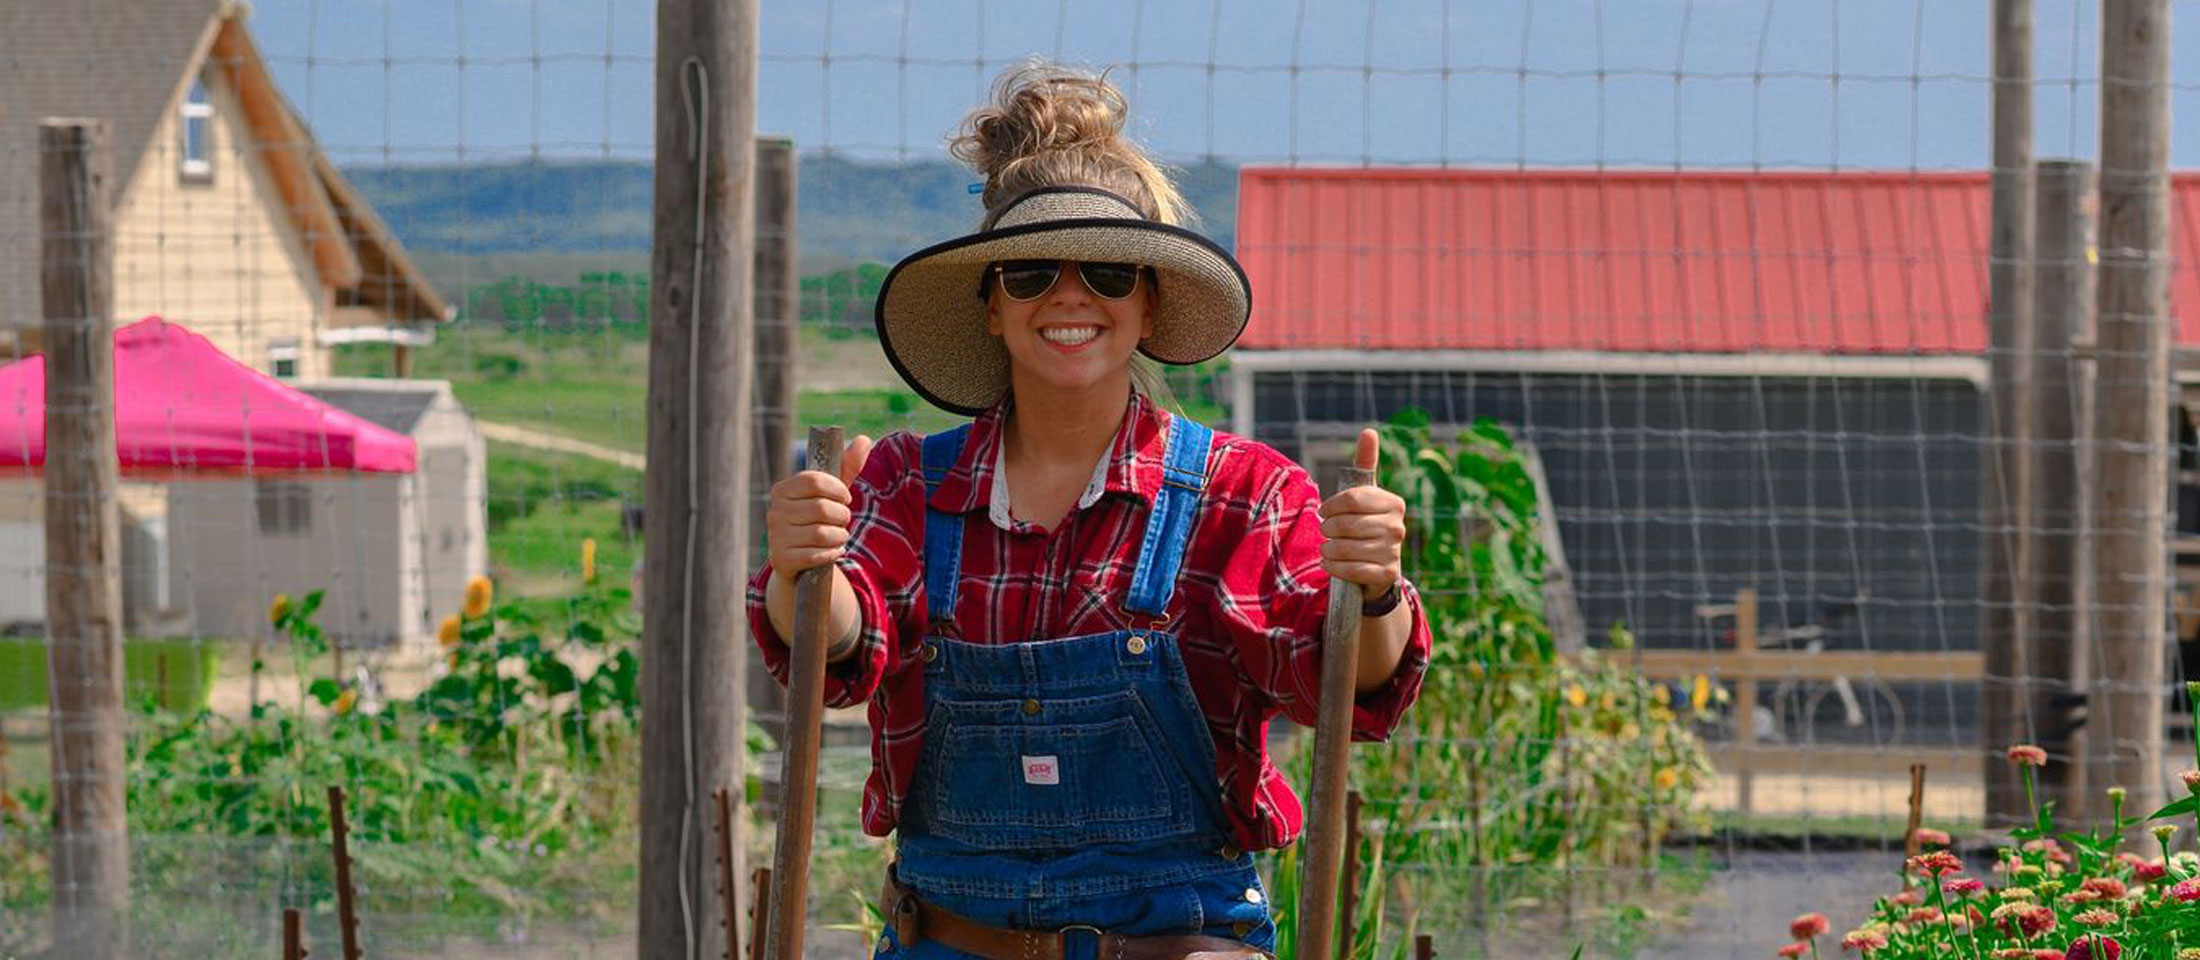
[6,544,660,932]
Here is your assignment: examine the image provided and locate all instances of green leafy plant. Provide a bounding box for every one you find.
[1310,408,1714,951]
[8,555,653,936]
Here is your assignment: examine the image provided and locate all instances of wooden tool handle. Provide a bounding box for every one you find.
[765,426,843,960]
[1297,463,1377,960]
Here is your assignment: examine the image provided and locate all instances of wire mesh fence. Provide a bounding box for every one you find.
[3,0,2198,957]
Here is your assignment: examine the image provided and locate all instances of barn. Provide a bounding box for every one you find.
[1227,169,2200,735]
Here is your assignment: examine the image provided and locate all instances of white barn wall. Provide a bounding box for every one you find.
[169,474,411,647]
[0,480,41,630]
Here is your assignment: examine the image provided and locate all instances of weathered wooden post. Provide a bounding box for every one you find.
[2086,0,2172,819]
[747,136,798,804]
[2031,159,2095,816]
[40,116,128,960]
[643,0,759,958]
[1983,0,2040,827]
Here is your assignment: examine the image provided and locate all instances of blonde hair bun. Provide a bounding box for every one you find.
[950,60,1193,228]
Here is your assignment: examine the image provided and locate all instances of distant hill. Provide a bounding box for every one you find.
[342,154,1241,271]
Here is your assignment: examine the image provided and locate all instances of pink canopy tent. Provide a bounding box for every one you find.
[0,317,416,476]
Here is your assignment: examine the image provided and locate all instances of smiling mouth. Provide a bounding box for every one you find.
[1039,325,1100,347]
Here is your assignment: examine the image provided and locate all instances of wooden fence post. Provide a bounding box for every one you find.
[643,1,759,959]
[40,116,128,960]
[2031,159,2095,818]
[2086,0,2171,820]
[748,136,797,810]
[281,908,307,960]
[1904,764,1929,857]
[1983,0,2039,829]
[1734,588,1758,818]
[326,786,362,960]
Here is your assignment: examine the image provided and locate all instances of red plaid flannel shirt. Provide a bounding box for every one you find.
[747,393,1431,851]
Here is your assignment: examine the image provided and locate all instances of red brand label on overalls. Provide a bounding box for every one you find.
[1021,755,1059,785]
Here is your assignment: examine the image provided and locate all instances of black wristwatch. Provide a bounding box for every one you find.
[1361,580,1404,618]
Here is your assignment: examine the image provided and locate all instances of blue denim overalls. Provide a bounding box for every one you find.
[872,416,1276,959]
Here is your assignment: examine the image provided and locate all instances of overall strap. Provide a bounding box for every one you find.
[921,425,972,624]
[1124,416,1216,618]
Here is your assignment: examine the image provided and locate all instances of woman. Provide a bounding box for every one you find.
[749,61,1432,960]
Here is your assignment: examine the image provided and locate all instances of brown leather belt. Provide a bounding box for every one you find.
[881,869,1272,960]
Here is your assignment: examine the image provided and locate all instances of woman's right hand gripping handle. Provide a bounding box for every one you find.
[763,434,874,663]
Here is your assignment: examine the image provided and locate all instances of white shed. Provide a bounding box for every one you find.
[165,378,486,650]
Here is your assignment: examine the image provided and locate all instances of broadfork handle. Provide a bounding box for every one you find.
[1296,463,1377,960]
[764,426,843,960]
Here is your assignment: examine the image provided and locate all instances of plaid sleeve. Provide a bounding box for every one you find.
[1211,454,1431,742]
[1346,581,1431,742]
[747,432,927,709]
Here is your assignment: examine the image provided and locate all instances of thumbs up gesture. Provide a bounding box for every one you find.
[1316,428,1406,600]
[764,434,875,575]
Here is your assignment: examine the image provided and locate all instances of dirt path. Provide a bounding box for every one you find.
[479,420,645,469]
[1636,849,1898,958]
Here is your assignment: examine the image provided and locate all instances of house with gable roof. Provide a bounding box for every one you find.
[0,0,480,650]
[0,0,452,376]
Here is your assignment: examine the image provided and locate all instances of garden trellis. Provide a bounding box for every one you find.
[3,0,2197,957]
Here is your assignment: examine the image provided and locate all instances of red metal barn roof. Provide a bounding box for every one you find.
[1233,168,2200,354]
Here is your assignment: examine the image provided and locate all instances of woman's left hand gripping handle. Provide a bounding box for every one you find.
[1316,428,1405,599]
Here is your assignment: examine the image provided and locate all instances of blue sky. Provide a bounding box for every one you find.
[244,0,2190,170]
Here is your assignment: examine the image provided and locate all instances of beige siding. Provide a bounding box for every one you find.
[113,62,328,381]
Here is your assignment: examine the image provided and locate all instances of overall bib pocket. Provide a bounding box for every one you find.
[920,688,1197,850]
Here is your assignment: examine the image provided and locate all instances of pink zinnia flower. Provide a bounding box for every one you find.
[2181,769,2200,794]
[1841,929,1889,952]
[1913,827,1952,847]
[1904,907,1945,924]
[1944,877,1986,898]
[1909,851,1965,878]
[2074,908,2121,927]
[1778,943,1810,959]
[2082,878,2128,900]
[1889,889,1924,907]
[2134,859,2168,882]
[2066,936,2123,960]
[2169,879,2200,903]
[1790,912,1832,940]
[2008,744,2050,766]
[1994,903,2059,937]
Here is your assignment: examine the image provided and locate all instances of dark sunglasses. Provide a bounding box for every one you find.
[982,260,1151,302]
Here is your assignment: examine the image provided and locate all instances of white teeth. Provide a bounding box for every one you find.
[1040,326,1099,346]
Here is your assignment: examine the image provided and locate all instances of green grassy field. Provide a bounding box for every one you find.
[483,439,643,588]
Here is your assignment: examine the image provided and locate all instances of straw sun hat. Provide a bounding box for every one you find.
[874,185,1251,416]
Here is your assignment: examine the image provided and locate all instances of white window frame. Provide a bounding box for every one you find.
[255,481,312,536]
[180,77,213,182]
[268,337,301,380]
